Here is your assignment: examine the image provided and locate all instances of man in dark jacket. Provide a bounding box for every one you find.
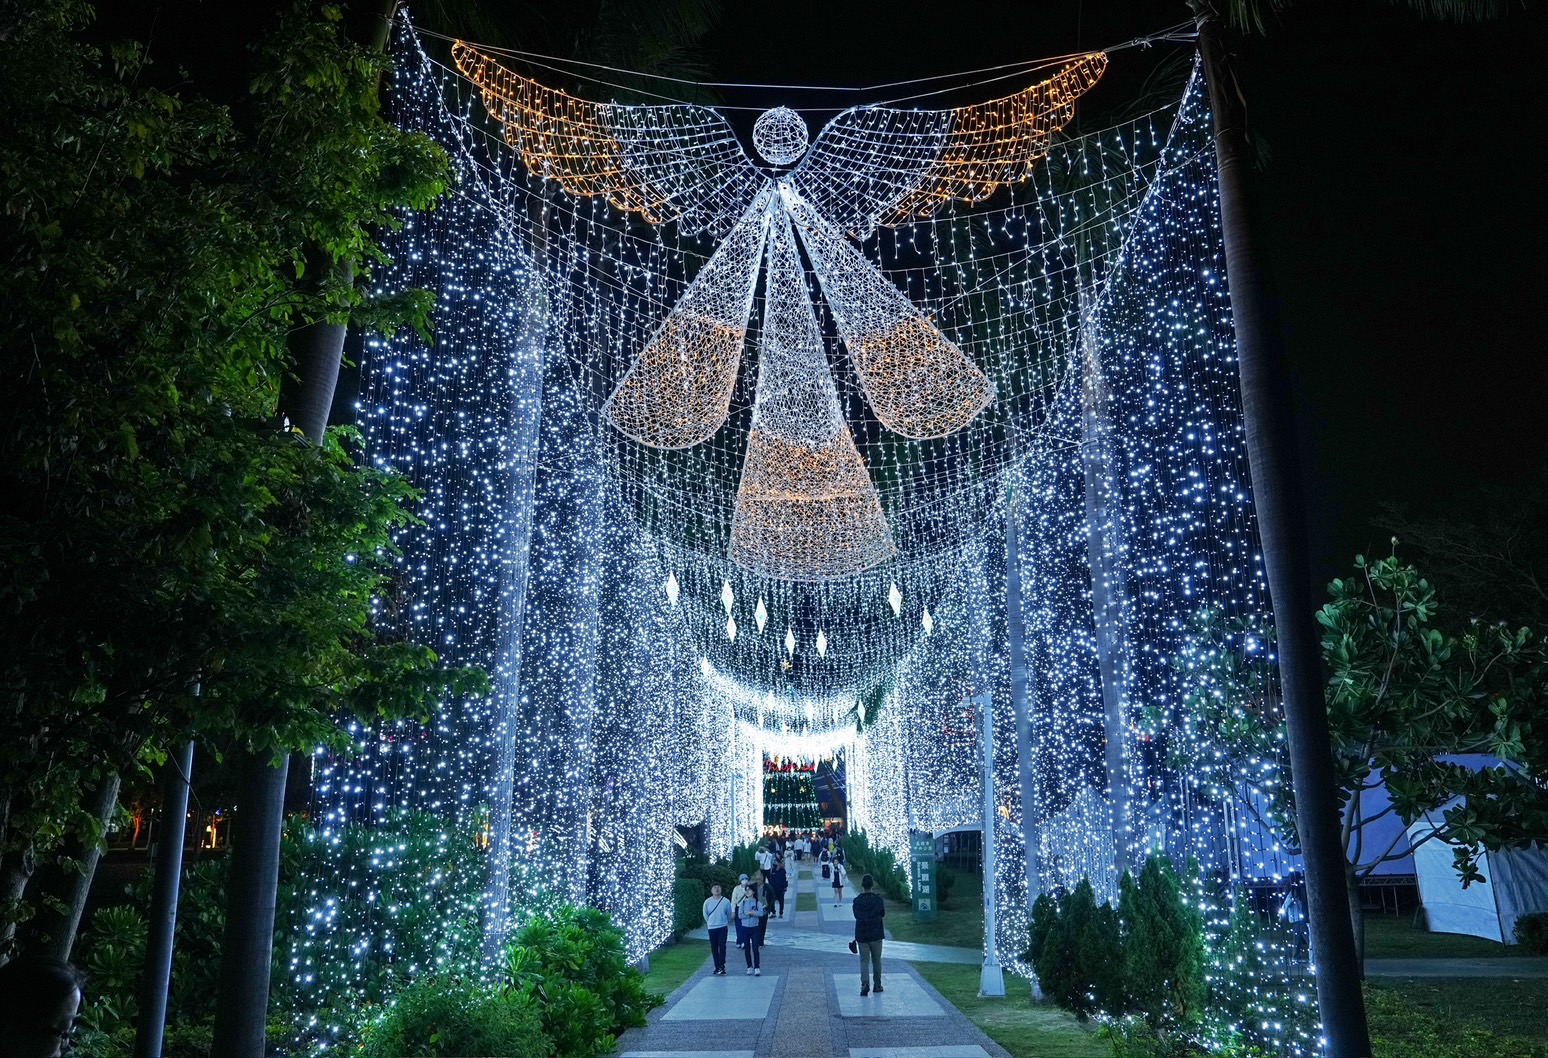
[768,860,789,918]
[852,873,886,996]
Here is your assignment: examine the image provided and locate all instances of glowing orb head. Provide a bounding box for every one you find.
[753,107,809,166]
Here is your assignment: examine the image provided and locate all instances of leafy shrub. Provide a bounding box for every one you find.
[504,904,662,1057]
[1514,911,1548,954]
[1031,877,1122,1020]
[356,976,552,1058]
[673,877,705,938]
[76,904,148,1035]
[125,857,230,1022]
[675,851,739,899]
[729,842,759,879]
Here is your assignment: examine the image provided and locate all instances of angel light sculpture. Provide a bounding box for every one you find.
[453,43,1106,581]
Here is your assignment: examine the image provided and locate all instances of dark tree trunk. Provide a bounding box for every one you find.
[212,753,289,1057]
[1348,869,1367,973]
[0,844,35,962]
[1195,11,1371,1056]
[25,772,121,961]
[1077,314,1133,889]
[214,251,351,1056]
[135,740,194,1058]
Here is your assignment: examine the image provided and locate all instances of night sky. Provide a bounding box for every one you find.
[695,0,1548,595]
[116,0,1548,598]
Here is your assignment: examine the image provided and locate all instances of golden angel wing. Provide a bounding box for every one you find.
[452,41,764,238]
[791,53,1108,238]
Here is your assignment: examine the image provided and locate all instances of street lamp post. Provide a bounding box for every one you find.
[976,690,1005,997]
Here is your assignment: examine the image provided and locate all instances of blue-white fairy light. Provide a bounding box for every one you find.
[288,20,1317,1057]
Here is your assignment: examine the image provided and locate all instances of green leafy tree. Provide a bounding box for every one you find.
[1031,877,1123,1021]
[1319,551,1548,960]
[0,0,478,965]
[1182,551,1548,964]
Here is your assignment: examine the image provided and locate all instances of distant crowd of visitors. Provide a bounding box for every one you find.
[700,831,886,995]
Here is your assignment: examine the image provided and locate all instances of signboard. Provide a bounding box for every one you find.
[910,831,937,922]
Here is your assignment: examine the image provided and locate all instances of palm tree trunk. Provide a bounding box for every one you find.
[213,255,350,1058]
[1077,297,1133,891]
[1004,484,1043,998]
[1195,10,1371,1055]
[24,772,121,961]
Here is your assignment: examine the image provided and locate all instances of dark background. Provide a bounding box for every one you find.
[697,0,1548,597]
[115,0,1548,600]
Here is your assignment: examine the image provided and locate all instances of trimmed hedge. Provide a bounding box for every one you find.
[673,877,705,939]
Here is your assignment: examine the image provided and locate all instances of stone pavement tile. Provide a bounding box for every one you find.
[620,1052,755,1058]
[831,972,946,1018]
[662,975,781,1021]
[1364,956,1548,977]
[884,940,980,966]
[849,1048,992,1058]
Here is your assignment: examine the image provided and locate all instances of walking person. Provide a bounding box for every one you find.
[768,859,788,918]
[853,873,886,996]
[831,858,846,906]
[751,871,774,944]
[756,843,775,874]
[819,845,831,879]
[702,883,733,976]
[736,880,766,975]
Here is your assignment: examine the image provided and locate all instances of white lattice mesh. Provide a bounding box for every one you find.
[753,107,809,166]
[729,208,894,579]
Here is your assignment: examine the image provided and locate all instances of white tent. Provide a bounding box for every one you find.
[1408,810,1548,944]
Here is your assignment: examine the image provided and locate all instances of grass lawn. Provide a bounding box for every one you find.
[914,963,1106,1058]
[797,891,817,912]
[643,939,708,998]
[1367,977,1548,1057]
[883,869,985,950]
[1364,914,1510,958]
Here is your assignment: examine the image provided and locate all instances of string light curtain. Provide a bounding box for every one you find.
[287,20,1318,1058]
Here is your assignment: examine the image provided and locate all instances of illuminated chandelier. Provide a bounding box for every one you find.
[453,43,1106,580]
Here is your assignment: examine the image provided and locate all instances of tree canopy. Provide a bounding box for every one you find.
[0,0,481,946]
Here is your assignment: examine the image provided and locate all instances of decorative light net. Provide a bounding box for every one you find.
[287,22,1318,1058]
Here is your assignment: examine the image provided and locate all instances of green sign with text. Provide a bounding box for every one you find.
[910,831,937,922]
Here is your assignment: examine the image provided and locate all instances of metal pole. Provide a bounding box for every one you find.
[977,691,1005,997]
[135,737,195,1058]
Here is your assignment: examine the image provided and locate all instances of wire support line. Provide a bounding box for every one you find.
[412,19,1197,109]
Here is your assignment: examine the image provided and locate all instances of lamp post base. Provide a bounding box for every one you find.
[979,959,1006,997]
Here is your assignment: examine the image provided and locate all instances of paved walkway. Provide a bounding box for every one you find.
[618,851,1007,1058]
[1364,956,1548,978]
